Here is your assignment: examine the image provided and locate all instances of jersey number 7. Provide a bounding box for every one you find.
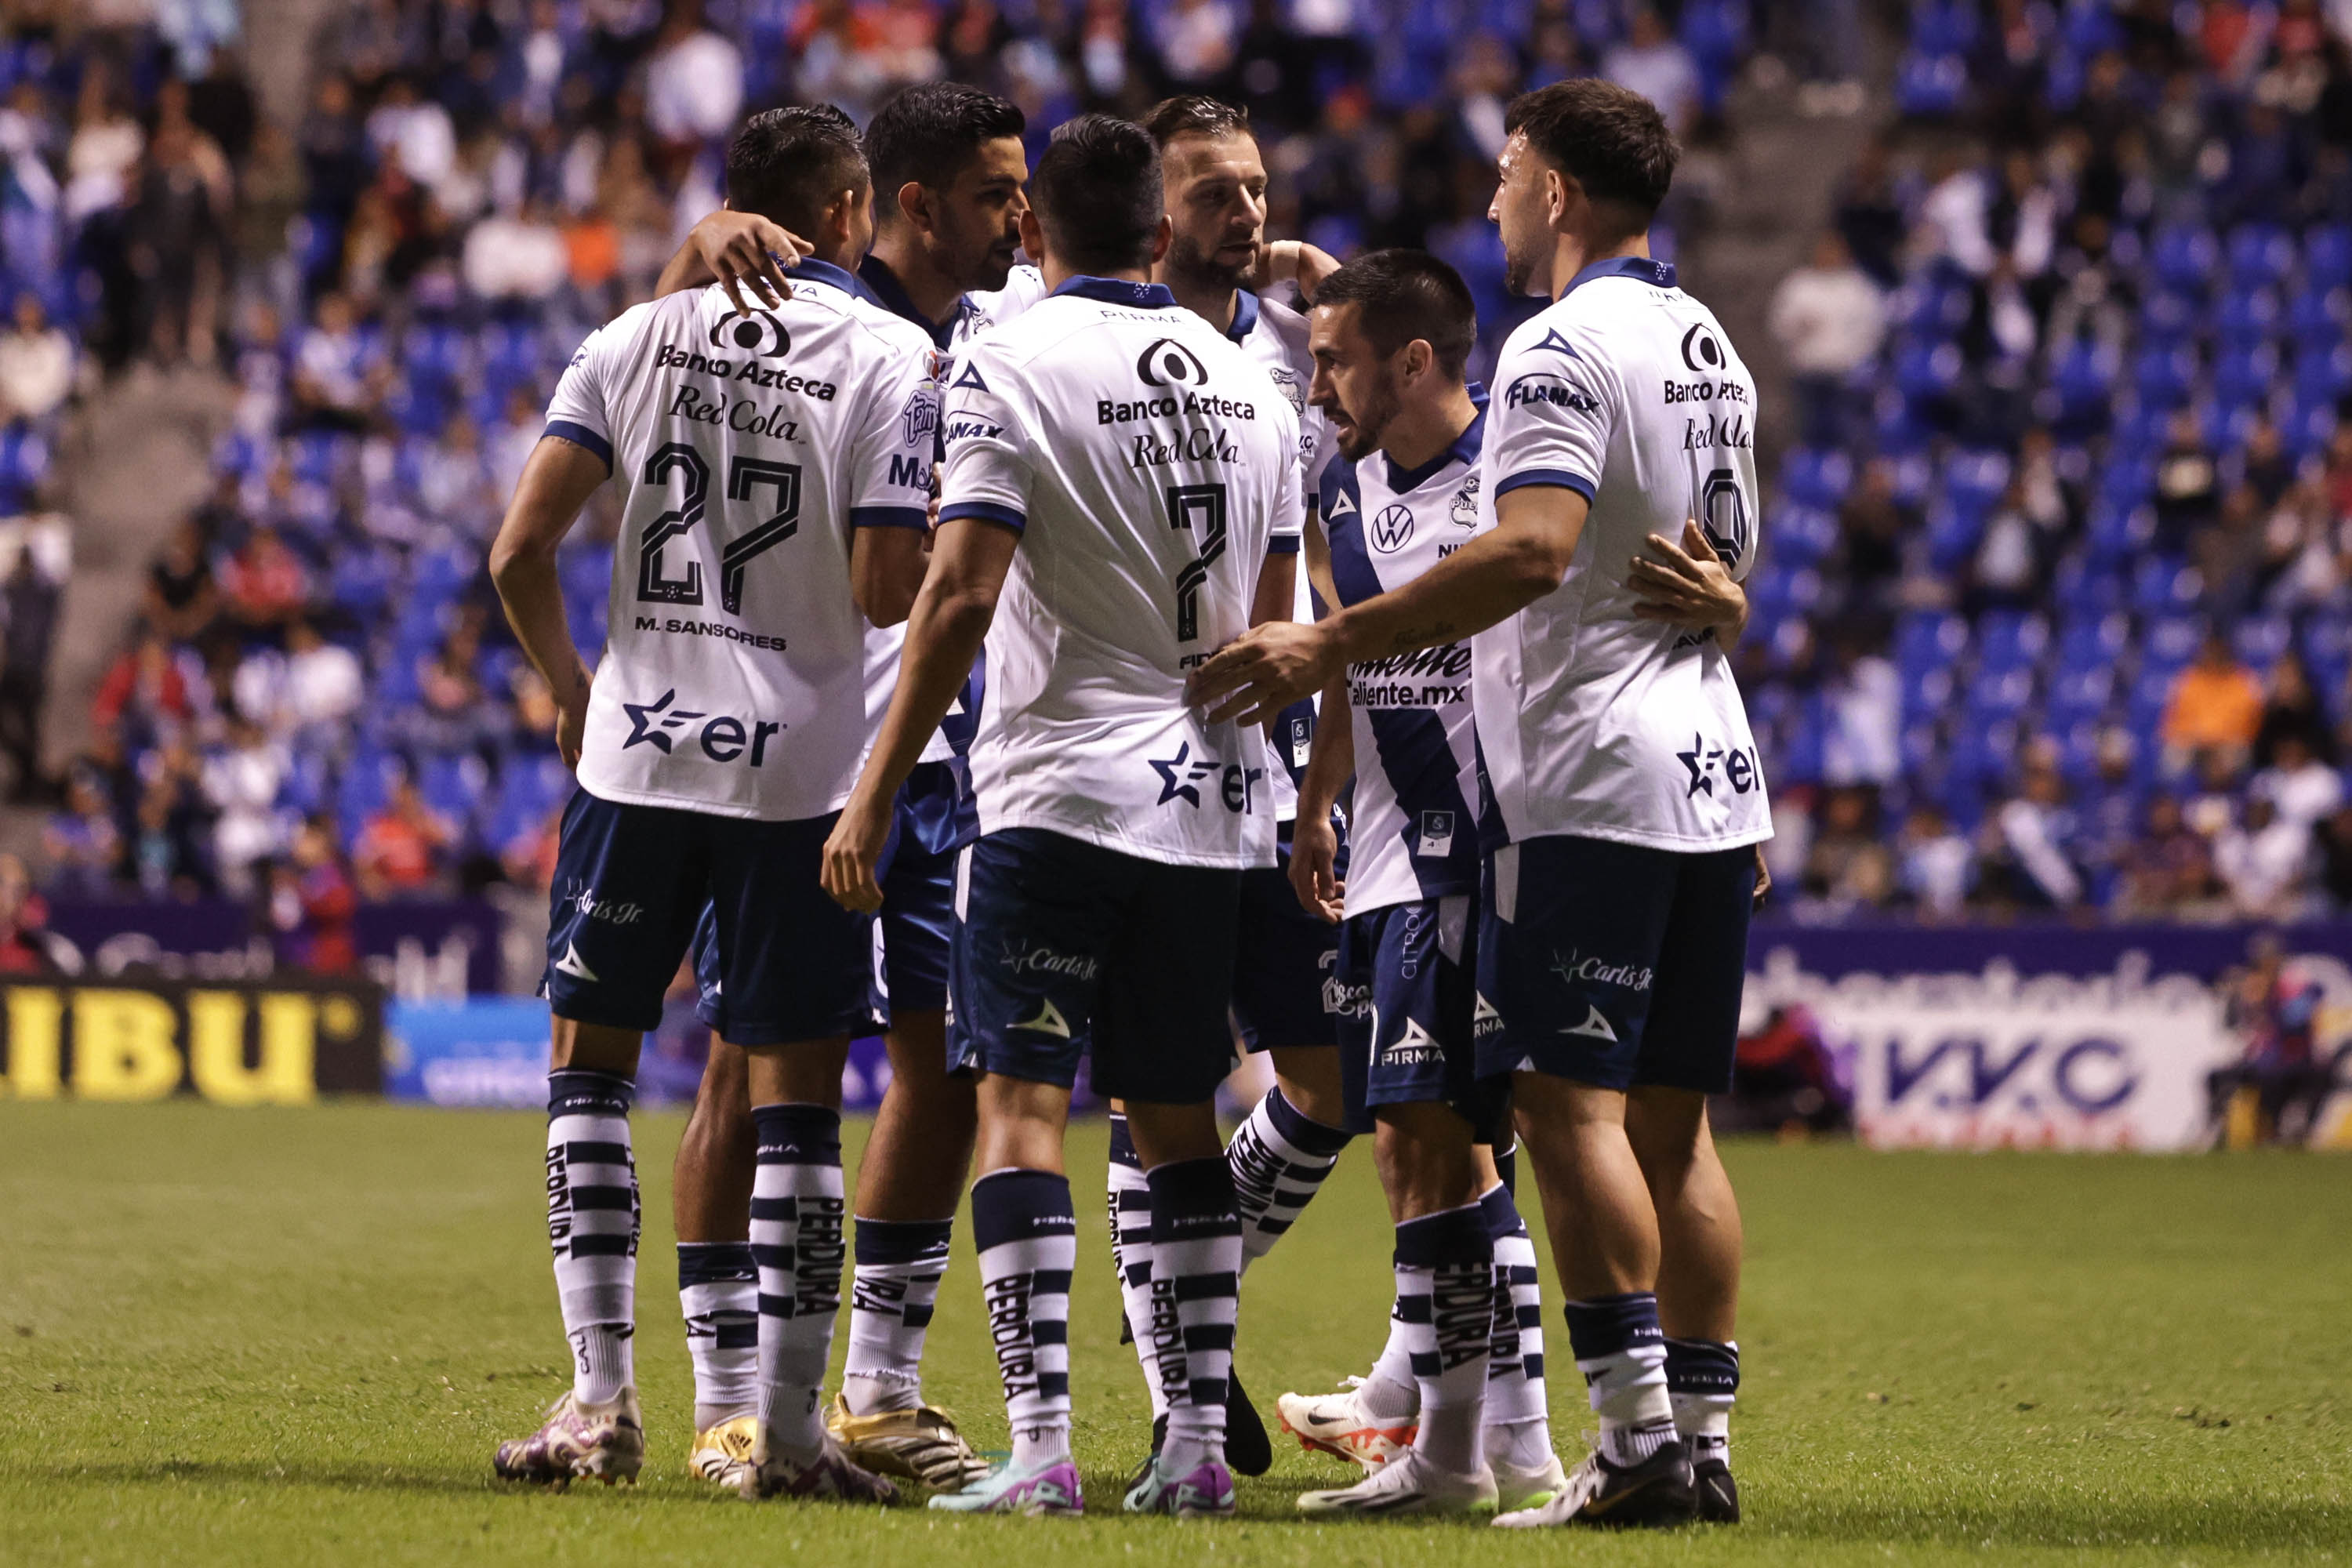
[1166,482,1229,643]
[636,442,803,617]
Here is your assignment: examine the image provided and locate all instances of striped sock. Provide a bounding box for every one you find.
[1396,1202,1493,1473]
[842,1217,953,1415]
[1478,1182,1552,1472]
[1226,1085,1352,1269]
[677,1242,757,1430]
[750,1103,845,1455]
[1565,1292,1675,1467]
[1106,1115,1170,1424]
[1148,1156,1242,1474]
[971,1168,1076,1469]
[546,1069,640,1406]
[1665,1338,1739,1466]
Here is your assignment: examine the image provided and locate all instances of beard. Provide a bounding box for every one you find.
[1166,228,1258,293]
[1327,375,1402,463]
[1500,230,1538,297]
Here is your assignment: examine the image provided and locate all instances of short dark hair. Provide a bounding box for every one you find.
[865,82,1026,216]
[726,106,868,236]
[1142,95,1253,148]
[1503,79,1679,218]
[1313,249,1479,380]
[1031,114,1162,274]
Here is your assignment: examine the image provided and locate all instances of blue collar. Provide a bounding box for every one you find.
[1225,289,1261,343]
[1048,274,1179,308]
[854,255,953,347]
[1383,383,1489,495]
[1561,255,1675,296]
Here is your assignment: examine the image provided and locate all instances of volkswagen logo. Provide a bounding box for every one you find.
[1370,503,1414,554]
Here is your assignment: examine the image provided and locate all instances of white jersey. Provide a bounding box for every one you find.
[546,262,940,820]
[1473,256,1770,851]
[1322,396,1493,916]
[938,275,1303,869]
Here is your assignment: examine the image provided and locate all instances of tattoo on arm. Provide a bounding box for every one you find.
[1388,622,1454,653]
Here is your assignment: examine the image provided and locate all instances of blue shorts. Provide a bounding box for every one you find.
[1476,834,1757,1094]
[1335,894,1506,1138]
[1231,818,1345,1051]
[949,827,1240,1105]
[546,789,873,1046]
[692,760,964,1034]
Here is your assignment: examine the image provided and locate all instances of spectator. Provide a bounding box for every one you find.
[217,524,312,633]
[0,544,60,801]
[1820,637,1900,787]
[0,293,73,426]
[2152,412,2223,553]
[201,716,289,896]
[2252,652,2335,768]
[119,772,216,899]
[91,629,198,746]
[1768,232,1885,448]
[289,292,376,432]
[270,816,360,973]
[2115,794,2225,918]
[42,774,122,898]
[2161,633,2266,773]
[354,776,454,897]
[2253,732,2345,832]
[1965,476,2067,614]
[145,517,223,647]
[1896,804,1975,919]
[283,619,365,735]
[2215,794,2314,917]
[0,853,55,972]
[644,1,748,149]
[1602,9,1699,136]
[2314,804,2352,908]
[1982,763,2085,911]
[461,198,571,303]
[1829,459,1912,621]
[1800,786,1894,912]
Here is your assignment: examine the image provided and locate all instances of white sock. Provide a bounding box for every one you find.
[546,1069,639,1406]
[1564,1293,1675,1467]
[1359,1308,1420,1421]
[677,1241,757,1430]
[971,1169,1076,1469]
[1396,1203,1493,1474]
[1226,1084,1352,1270]
[1667,1337,1739,1465]
[750,1104,846,1456]
[1479,1183,1552,1468]
[1106,1116,1169,1423]
[1149,1157,1242,1476]
[842,1216,953,1415]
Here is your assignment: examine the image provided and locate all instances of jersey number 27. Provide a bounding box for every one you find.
[637,442,802,616]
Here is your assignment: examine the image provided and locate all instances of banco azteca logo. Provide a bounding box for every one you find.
[1137,337,1209,388]
[1680,324,1726,374]
[711,308,791,359]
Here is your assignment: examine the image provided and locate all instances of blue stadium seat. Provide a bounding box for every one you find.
[2213,286,2281,348]
[2130,343,2198,408]
[2046,662,2115,727]
[2149,227,2220,295]
[2131,557,2203,615]
[2212,343,2280,409]
[2287,284,2349,342]
[2232,615,2291,671]
[1976,611,2049,673]
[2226,224,2297,288]
[1779,446,1852,510]
[2306,225,2352,289]
[2141,615,2205,672]
[1896,611,1969,674]
[1894,52,1969,116]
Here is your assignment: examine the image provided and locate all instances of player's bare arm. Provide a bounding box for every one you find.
[1250,550,1298,629]
[1191,483,1589,727]
[1629,521,1749,641]
[822,517,1021,911]
[654,208,812,314]
[1287,663,1352,924]
[487,434,611,768]
[851,524,930,628]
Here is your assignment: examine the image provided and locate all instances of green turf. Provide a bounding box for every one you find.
[1,1102,2347,1565]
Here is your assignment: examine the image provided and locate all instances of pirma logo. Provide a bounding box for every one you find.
[1370,503,1414,554]
[1680,324,1725,374]
[710,309,791,358]
[1137,337,1209,388]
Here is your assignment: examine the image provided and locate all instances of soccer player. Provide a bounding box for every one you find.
[651,82,1033,1493]
[485,106,935,1504]
[822,114,1302,1518]
[1264,249,1570,1516]
[1187,79,1766,1529]
[1105,94,1344,1483]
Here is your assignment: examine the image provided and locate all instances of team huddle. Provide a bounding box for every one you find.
[485,74,1769,1526]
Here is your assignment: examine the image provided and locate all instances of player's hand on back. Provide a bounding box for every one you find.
[688,210,811,315]
[1188,620,1343,728]
[1288,813,1345,924]
[820,789,894,913]
[1628,519,1745,634]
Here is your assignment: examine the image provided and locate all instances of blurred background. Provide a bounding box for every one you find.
[0,0,2347,1148]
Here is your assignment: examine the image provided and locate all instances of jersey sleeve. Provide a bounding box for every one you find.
[846,337,939,530]
[543,322,618,471]
[1266,398,1304,557]
[1486,321,1616,505]
[935,343,1032,534]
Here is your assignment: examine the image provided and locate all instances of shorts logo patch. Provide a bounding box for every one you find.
[1000,940,1101,983]
[1473,993,1504,1039]
[1417,810,1456,858]
[1013,999,1073,1039]
[1550,949,1656,991]
[1563,1004,1617,1041]
[1381,1016,1445,1066]
[554,942,601,983]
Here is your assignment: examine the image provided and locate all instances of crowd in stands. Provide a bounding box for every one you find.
[10,0,2352,928]
[1754,0,2352,921]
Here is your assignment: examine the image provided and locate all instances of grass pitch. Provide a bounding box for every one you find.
[1,1102,2347,1565]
